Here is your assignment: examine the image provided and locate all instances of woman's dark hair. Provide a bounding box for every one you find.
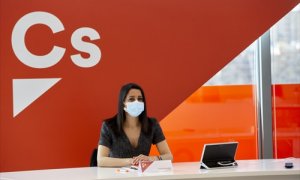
[114,83,150,135]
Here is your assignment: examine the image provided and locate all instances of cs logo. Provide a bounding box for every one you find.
[11,11,101,117]
[12,11,101,68]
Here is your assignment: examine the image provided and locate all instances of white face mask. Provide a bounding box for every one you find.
[124,101,144,117]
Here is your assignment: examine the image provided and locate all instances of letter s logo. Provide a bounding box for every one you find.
[71,27,101,68]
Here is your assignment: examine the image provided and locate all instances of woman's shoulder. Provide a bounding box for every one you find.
[148,117,158,123]
[147,117,160,127]
[102,115,117,127]
[101,116,120,136]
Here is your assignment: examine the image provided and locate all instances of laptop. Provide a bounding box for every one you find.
[200,142,238,169]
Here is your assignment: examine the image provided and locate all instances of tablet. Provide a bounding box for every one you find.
[200,142,238,169]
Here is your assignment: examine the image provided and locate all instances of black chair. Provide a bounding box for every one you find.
[90,148,98,167]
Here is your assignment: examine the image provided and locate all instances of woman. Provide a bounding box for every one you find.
[97,83,173,167]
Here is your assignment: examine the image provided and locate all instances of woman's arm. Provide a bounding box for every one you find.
[132,140,173,164]
[156,140,173,161]
[97,145,133,167]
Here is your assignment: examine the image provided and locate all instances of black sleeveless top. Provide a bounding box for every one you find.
[98,117,165,158]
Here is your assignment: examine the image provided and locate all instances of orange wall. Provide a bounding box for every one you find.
[151,85,258,161]
[150,84,300,162]
[1,0,299,172]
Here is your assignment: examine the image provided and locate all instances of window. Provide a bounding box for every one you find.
[271,4,300,158]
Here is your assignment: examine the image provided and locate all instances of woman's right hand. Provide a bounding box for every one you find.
[132,154,154,165]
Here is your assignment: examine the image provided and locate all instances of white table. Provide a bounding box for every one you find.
[1,159,299,180]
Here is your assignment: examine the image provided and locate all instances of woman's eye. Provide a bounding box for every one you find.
[137,97,144,102]
[128,98,135,102]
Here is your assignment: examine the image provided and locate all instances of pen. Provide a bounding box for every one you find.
[130,166,138,170]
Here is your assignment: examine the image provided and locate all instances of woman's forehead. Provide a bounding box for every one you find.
[126,89,142,96]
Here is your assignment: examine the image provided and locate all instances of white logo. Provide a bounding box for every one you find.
[11,11,101,117]
[11,11,101,68]
[13,78,61,117]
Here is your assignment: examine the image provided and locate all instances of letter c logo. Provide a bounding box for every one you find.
[11,11,65,68]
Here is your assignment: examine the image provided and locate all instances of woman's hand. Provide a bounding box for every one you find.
[132,154,155,165]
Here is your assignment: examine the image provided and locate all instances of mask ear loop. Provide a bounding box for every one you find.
[123,101,127,111]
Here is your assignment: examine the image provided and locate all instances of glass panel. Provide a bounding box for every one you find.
[205,42,256,85]
[271,4,300,158]
[151,43,259,162]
